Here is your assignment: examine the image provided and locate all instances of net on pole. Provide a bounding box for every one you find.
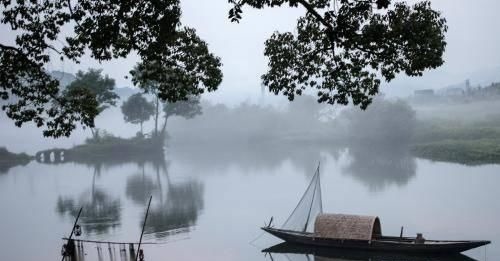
[281,165,322,233]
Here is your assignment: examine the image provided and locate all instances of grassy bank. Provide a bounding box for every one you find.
[411,118,500,165]
[412,139,500,165]
[0,147,33,173]
[66,135,164,164]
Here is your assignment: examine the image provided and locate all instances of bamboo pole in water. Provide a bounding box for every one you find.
[62,207,83,261]
[136,196,153,261]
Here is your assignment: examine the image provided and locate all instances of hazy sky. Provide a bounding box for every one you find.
[3,0,500,104]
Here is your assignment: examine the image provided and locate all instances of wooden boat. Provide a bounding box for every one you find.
[261,164,490,254]
[263,242,481,261]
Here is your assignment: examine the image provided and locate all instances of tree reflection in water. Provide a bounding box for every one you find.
[125,164,159,205]
[145,180,204,238]
[125,161,204,239]
[343,144,416,192]
[56,189,121,235]
[56,165,121,235]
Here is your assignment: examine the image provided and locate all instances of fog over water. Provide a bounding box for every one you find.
[2,93,500,260]
[1,144,499,261]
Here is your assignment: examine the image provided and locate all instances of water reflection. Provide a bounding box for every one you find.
[124,160,205,238]
[263,243,479,261]
[168,138,415,192]
[343,144,416,191]
[57,189,121,235]
[167,140,344,177]
[49,140,419,240]
[0,141,498,261]
[0,165,11,174]
[57,163,122,235]
[125,165,160,205]
[0,163,23,174]
[53,155,204,241]
[143,162,204,239]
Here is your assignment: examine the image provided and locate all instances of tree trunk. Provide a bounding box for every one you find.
[92,167,97,203]
[156,164,164,204]
[160,115,168,135]
[154,96,159,136]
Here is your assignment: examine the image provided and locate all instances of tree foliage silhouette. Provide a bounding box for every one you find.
[161,96,202,134]
[229,0,447,109]
[121,93,155,135]
[0,0,221,137]
[131,61,219,135]
[66,69,119,113]
[1,0,446,137]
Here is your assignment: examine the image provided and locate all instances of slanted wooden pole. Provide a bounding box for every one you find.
[62,207,83,261]
[136,196,152,261]
[400,226,404,238]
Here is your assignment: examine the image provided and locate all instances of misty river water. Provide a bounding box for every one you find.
[0,141,499,261]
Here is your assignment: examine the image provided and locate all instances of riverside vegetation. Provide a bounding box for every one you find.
[3,68,500,167]
[0,147,32,173]
[412,110,500,165]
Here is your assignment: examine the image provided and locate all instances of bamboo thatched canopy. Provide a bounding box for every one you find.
[314,213,382,240]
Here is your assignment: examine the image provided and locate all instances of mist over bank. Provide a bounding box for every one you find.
[2,88,500,166]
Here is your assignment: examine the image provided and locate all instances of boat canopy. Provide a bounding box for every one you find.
[314,213,382,240]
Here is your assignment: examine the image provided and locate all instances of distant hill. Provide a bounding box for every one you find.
[49,70,76,87]
[49,70,140,99]
[114,87,140,99]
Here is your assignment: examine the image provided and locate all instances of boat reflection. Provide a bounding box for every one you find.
[262,242,479,261]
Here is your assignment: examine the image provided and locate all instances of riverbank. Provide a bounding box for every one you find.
[0,147,33,173]
[411,117,500,165]
[69,134,165,164]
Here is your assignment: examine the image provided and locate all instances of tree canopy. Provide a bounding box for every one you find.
[131,61,219,136]
[121,93,155,134]
[161,95,202,134]
[229,0,447,109]
[0,0,221,137]
[66,69,119,113]
[1,0,446,137]
[342,97,416,145]
[131,51,222,103]
[164,96,202,121]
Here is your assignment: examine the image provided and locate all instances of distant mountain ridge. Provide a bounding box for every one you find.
[114,87,140,98]
[48,70,139,98]
[49,70,76,87]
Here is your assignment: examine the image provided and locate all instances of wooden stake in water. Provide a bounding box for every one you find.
[136,196,152,261]
[62,207,83,261]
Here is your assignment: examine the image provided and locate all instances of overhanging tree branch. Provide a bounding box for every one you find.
[297,0,333,30]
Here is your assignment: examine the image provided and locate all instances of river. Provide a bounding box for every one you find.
[0,141,498,261]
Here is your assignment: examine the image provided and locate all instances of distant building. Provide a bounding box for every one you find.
[444,87,465,96]
[414,89,435,97]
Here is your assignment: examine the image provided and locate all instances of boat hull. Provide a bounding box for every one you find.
[263,242,480,261]
[262,227,490,254]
